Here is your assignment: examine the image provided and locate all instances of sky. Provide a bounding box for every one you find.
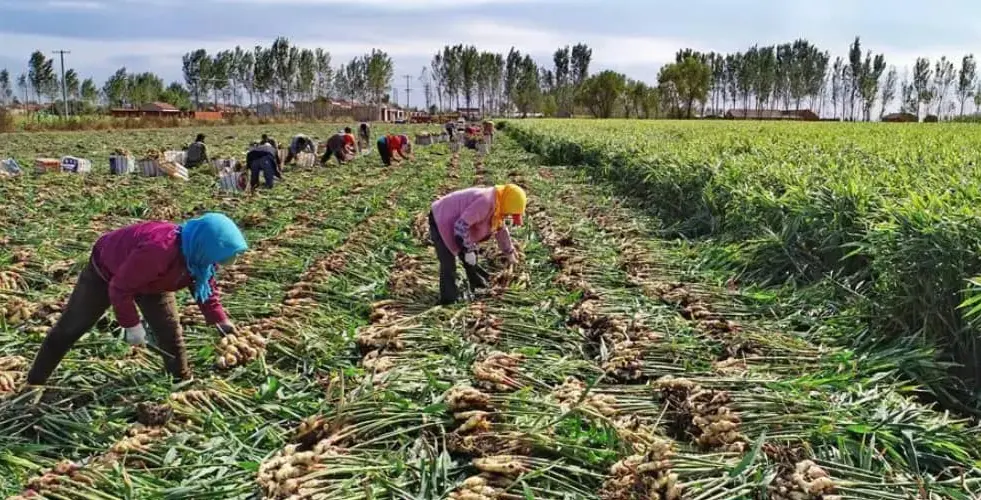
[2,0,981,101]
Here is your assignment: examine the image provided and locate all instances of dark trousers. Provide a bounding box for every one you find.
[320,148,344,165]
[377,140,392,166]
[429,212,490,304]
[26,261,190,385]
[250,158,276,190]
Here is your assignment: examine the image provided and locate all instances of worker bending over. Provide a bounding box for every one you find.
[428,184,527,304]
[285,134,317,164]
[377,134,412,167]
[25,213,248,385]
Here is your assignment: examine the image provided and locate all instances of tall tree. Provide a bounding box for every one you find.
[658,56,712,118]
[297,48,316,101]
[957,54,976,116]
[912,57,932,120]
[364,49,393,105]
[847,37,863,120]
[459,45,479,110]
[314,48,332,99]
[553,45,571,115]
[80,78,98,107]
[830,57,843,119]
[880,66,898,119]
[859,52,886,121]
[253,46,274,105]
[576,70,626,118]
[102,67,129,107]
[182,49,209,109]
[126,72,163,106]
[271,37,295,106]
[430,53,445,111]
[0,70,11,105]
[570,43,592,87]
[504,48,523,113]
[932,56,956,117]
[16,74,29,106]
[28,50,56,103]
[160,82,191,110]
[513,55,541,117]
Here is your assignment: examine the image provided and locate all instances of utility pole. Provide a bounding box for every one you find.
[403,74,412,109]
[53,50,70,117]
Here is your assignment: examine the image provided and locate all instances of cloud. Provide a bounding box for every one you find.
[1,0,107,10]
[0,19,687,82]
[212,0,553,7]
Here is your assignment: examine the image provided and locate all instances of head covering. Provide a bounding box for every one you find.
[493,184,527,231]
[179,213,248,302]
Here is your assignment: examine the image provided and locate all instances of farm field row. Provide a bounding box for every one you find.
[0,127,979,498]
[505,118,981,411]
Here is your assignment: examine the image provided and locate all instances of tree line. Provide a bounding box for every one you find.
[3,35,981,121]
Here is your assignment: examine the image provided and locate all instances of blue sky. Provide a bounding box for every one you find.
[2,0,980,93]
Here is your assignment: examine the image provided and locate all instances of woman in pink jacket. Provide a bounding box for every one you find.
[26,213,248,385]
[429,184,527,304]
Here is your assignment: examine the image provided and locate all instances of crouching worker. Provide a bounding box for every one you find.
[247,142,280,191]
[25,213,249,385]
[284,134,317,164]
[321,129,357,165]
[377,134,412,166]
[358,123,371,151]
[429,184,527,304]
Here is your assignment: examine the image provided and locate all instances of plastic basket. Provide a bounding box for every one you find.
[295,152,316,167]
[212,159,238,173]
[109,155,136,175]
[477,143,489,154]
[35,158,61,174]
[138,159,162,177]
[2,158,23,176]
[218,170,246,193]
[159,160,189,181]
[164,150,185,165]
[415,134,434,146]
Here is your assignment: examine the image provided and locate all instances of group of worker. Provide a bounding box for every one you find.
[183,120,492,194]
[21,117,523,389]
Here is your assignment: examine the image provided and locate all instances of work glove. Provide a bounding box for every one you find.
[505,252,519,265]
[464,251,477,266]
[124,324,147,346]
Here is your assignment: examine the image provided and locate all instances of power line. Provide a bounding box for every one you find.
[52,50,70,118]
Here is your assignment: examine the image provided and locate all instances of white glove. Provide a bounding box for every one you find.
[464,251,477,266]
[124,324,147,346]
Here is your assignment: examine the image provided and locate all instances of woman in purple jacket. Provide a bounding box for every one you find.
[429,184,527,304]
[26,213,249,385]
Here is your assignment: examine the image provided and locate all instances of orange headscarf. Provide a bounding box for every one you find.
[492,184,527,231]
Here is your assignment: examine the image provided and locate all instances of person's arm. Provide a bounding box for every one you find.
[194,274,229,326]
[453,198,492,254]
[107,245,171,328]
[202,144,209,162]
[495,225,515,255]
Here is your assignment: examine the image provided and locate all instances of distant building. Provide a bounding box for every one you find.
[352,104,405,122]
[724,109,819,121]
[110,102,181,118]
[881,112,917,123]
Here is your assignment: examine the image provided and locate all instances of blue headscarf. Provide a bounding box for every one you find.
[179,213,248,303]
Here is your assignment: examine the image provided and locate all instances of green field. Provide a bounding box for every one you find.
[1,122,980,498]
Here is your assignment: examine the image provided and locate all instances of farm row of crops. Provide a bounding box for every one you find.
[504,118,981,412]
[1,125,981,498]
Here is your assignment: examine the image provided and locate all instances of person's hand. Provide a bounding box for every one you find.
[506,252,519,265]
[124,324,147,346]
[217,322,236,336]
[464,251,477,266]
